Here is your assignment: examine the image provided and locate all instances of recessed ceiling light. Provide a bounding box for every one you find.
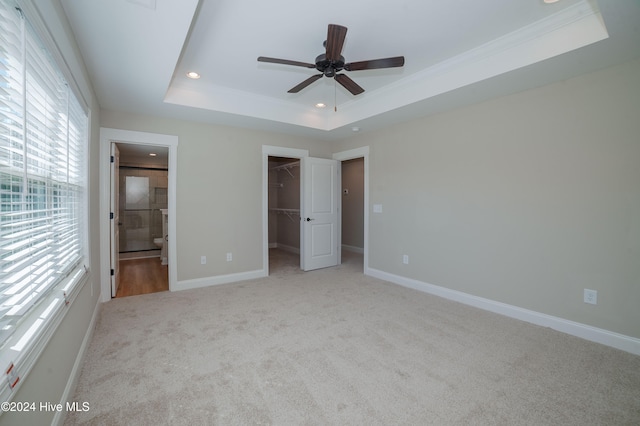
[315,103,326,108]
[543,0,560,3]
[186,71,201,79]
[149,153,157,157]
[352,126,360,132]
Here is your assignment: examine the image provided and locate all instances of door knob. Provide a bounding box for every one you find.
[306,217,314,221]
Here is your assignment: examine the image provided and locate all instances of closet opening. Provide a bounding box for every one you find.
[268,156,301,273]
[333,146,369,273]
[263,145,366,275]
[340,157,364,267]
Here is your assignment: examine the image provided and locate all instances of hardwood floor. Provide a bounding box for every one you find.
[116,257,168,298]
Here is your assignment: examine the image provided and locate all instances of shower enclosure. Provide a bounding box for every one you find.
[119,167,168,253]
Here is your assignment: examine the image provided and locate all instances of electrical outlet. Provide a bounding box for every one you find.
[402,254,409,265]
[200,256,206,265]
[584,289,597,305]
[226,252,233,262]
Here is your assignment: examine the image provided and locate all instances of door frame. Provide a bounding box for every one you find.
[261,145,370,274]
[110,143,120,297]
[99,128,178,302]
[333,146,369,272]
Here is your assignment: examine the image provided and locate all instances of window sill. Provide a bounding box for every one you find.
[0,265,89,406]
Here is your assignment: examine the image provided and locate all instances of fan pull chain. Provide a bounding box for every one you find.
[334,78,337,112]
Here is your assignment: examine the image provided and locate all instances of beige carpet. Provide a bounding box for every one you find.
[65,250,640,425]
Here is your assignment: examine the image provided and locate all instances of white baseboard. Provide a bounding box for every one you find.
[175,269,267,292]
[366,267,640,356]
[342,244,364,254]
[54,295,101,426]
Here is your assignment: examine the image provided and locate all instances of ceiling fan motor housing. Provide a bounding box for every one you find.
[315,53,345,77]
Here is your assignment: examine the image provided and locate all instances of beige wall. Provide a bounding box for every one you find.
[99,111,331,281]
[334,58,640,339]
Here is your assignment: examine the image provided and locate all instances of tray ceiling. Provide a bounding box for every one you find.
[59,0,640,139]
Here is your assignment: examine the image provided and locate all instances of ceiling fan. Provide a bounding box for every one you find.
[257,24,404,96]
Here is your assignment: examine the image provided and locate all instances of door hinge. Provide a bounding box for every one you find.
[110,212,114,220]
[110,269,114,276]
[110,155,115,163]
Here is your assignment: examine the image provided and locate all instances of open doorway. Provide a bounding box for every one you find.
[262,145,341,274]
[334,146,369,273]
[340,157,364,267]
[262,145,369,276]
[266,155,341,273]
[268,156,301,274]
[114,143,169,297]
[99,128,178,303]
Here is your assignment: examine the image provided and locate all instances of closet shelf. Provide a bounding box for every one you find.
[270,161,299,178]
[269,208,300,222]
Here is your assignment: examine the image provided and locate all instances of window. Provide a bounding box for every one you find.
[0,1,88,399]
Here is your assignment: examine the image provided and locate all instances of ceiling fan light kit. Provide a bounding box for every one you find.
[257,24,404,96]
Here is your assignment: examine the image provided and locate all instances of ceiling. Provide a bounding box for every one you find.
[117,143,168,168]
[59,0,640,140]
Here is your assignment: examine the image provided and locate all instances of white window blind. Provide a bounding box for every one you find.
[0,0,88,352]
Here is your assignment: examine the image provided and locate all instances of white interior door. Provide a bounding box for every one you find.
[302,157,339,271]
[110,143,121,297]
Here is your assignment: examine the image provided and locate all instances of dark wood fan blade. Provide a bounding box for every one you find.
[344,56,405,71]
[335,74,364,95]
[257,56,316,68]
[325,24,348,62]
[288,74,323,93]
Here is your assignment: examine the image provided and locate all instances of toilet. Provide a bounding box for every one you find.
[154,236,167,265]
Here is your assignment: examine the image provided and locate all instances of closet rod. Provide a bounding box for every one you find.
[271,161,299,178]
